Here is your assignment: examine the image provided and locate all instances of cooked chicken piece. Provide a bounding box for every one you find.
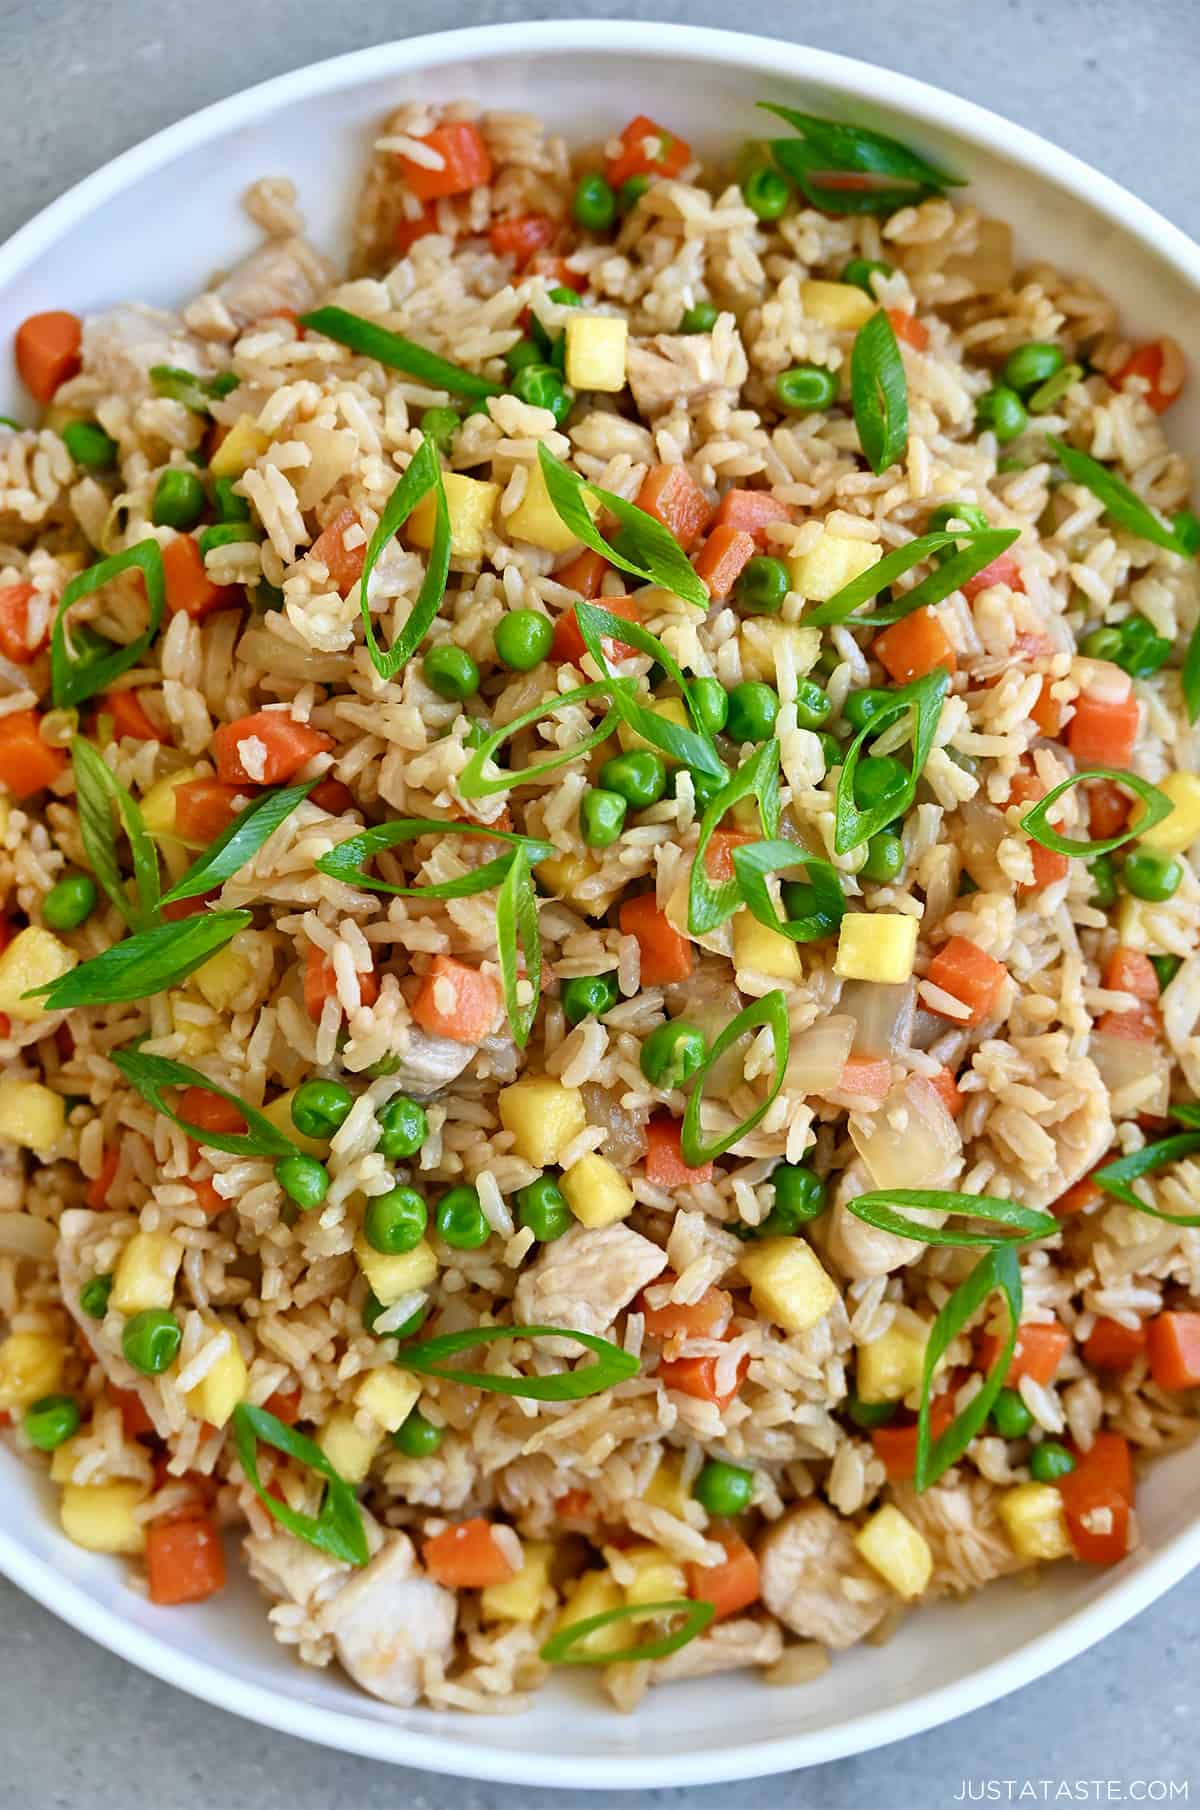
[758,1501,890,1649]
[212,235,333,330]
[825,1198,938,1280]
[81,304,213,401]
[514,1223,668,1339]
[625,316,748,417]
[984,1054,1113,1210]
[243,1527,349,1613]
[384,1027,477,1098]
[316,1533,457,1708]
[650,1616,783,1683]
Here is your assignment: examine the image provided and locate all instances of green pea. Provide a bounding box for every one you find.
[841,257,894,294]
[275,1154,330,1210]
[853,753,908,816]
[152,467,206,530]
[679,300,719,334]
[814,645,840,680]
[1151,954,1181,992]
[781,880,821,922]
[618,175,649,212]
[976,385,1029,443]
[79,1273,113,1320]
[393,1408,443,1457]
[573,171,617,233]
[689,676,728,736]
[252,578,286,613]
[1001,342,1065,395]
[734,554,790,616]
[122,1308,181,1375]
[511,360,572,426]
[1029,1440,1076,1483]
[290,1078,354,1141]
[842,688,893,733]
[793,680,831,731]
[581,787,627,847]
[561,972,619,1025]
[42,872,96,932]
[364,1184,427,1255]
[640,1020,707,1089]
[548,286,582,309]
[1088,853,1117,909]
[435,1184,491,1250]
[726,680,779,743]
[376,1096,427,1160]
[23,1394,81,1452]
[687,767,725,811]
[494,609,553,671]
[927,500,989,562]
[362,1290,428,1339]
[504,338,543,378]
[599,749,667,809]
[860,830,905,883]
[769,1162,827,1227]
[198,521,259,557]
[1123,849,1183,902]
[1173,509,1200,556]
[1080,625,1123,660]
[420,405,461,452]
[423,644,480,700]
[991,1386,1034,1440]
[213,476,252,523]
[817,731,843,774]
[1114,614,1171,679]
[515,1174,572,1242]
[692,1459,755,1516]
[776,363,838,413]
[62,419,118,472]
[846,1393,897,1429]
[742,166,790,221]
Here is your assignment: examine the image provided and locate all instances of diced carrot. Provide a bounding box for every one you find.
[526,252,576,289]
[927,1066,965,1118]
[146,1512,226,1605]
[693,525,756,600]
[1146,1311,1200,1389]
[886,308,929,352]
[1052,1164,1107,1218]
[397,122,493,202]
[1022,841,1070,893]
[605,116,691,189]
[423,1517,516,1588]
[1088,778,1130,841]
[411,953,500,1043]
[555,1488,593,1520]
[1058,1432,1135,1564]
[302,945,380,1024]
[102,688,163,742]
[704,829,756,883]
[85,1147,120,1211]
[111,1386,156,1441]
[1004,762,1042,809]
[640,1275,733,1341]
[644,1114,715,1187]
[189,1177,227,1217]
[15,310,82,402]
[179,1087,246,1137]
[634,463,712,553]
[873,607,957,684]
[213,711,333,787]
[264,1385,302,1425]
[173,779,246,845]
[553,548,610,598]
[395,205,440,255]
[963,551,1024,602]
[658,1351,749,1411]
[711,489,791,546]
[0,709,67,798]
[1114,340,1184,415]
[551,595,638,665]
[835,1056,892,1100]
[618,893,694,986]
[0,583,45,664]
[1029,677,1062,738]
[870,1396,956,1480]
[0,1017,9,1040]
[1067,679,1138,768]
[1083,1316,1147,1371]
[1103,948,1159,1001]
[925,936,1008,1026]
[488,212,558,268]
[977,1319,1070,1386]
[686,1526,760,1620]
[1095,1001,1160,1042]
[308,776,353,815]
[309,506,366,597]
[161,534,241,621]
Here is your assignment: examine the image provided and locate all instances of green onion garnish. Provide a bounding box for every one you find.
[732,840,846,943]
[850,308,908,476]
[496,846,542,1048]
[1018,767,1172,858]
[1092,1129,1200,1226]
[232,1403,368,1566]
[395,1323,640,1401]
[575,602,726,779]
[149,365,239,414]
[845,1189,1057,1246]
[51,540,167,709]
[915,1242,1022,1492]
[759,106,965,214]
[806,528,1020,628]
[299,306,504,401]
[833,668,948,853]
[356,437,452,682]
[26,911,252,1010]
[160,781,316,906]
[71,737,160,931]
[537,445,709,610]
[110,1049,302,1160]
[1048,436,1195,558]
[458,679,627,800]
[688,742,781,937]
[680,989,790,1167]
[1182,620,1200,725]
[316,817,554,898]
[540,1597,715,1666]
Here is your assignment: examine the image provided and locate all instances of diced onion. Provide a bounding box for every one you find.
[1089,1032,1171,1119]
[849,1075,961,1192]
[580,1081,647,1167]
[786,1015,855,1096]
[0,1212,56,1261]
[838,981,915,1058]
[957,797,1010,892]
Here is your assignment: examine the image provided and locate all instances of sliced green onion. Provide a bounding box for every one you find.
[51,540,167,709]
[687,741,780,936]
[1091,1132,1200,1225]
[1027,362,1084,414]
[850,309,908,476]
[1183,620,1200,725]
[536,445,708,610]
[71,737,160,931]
[496,846,541,1048]
[805,528,1018,628]
[760,106,965,214]
[1019,768,1172,857]
[731,839,845,943]
[149,365,238,414]
[26,911,252,1010]
[299,306,503,401]
[915,1242,1022,1492]
[110,1048,300,1160]
[161,782,315,905]
[395,1323,639,1400]
[232,1403,368,1566]
[316,818,553,898]
[845,1189,1057,1246]
[574,603,725,780]
[834,669,949,854]
[356,437,451,682]
[1047,436,1194,557]
[458,680,626,800]
[540,1597,714,1666]
[680,990,789,1167]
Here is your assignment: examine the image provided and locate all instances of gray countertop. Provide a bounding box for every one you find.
[2,1,1199,1804]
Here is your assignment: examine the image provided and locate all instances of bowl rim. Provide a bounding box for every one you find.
[2,18,1199,1788]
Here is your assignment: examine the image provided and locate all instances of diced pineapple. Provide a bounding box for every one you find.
[192,945,254,1012]
[834,912,918,984]
[111,1230,184,1315]
[733,910,804,982]
[140,765,205,844]
[318,1409,382,1484]
[1136,771,1200,856]
[561,1152,636,1229]
[738,620,822,685]
[481,1539,554,1623]
[1115,894,1159,951]
[507,461,590,553]
[50,1435,87,1484]
[621,1543,687,1607]
[261,1090,328,1159]
[498,1077,587,1166]
[409,472,499,561]
[854,1503,933,1599]
[616,698,690,763]
[60,1481,148,1554]
[354,1367,421,1434]
[0,1079,66,1153]
[0,1330,67,1410]
[800,280,877,331]
[209,413,269,479]
[738,1236,840,1334]
[354,1233,438,1305]
[171,1007,218,1058]
[184,1319,247,1427]
[0,925,78,1022]
[564,315,629,392]
[857,1317,928,1403]
[553,1569,626,1654]
[643,1455,690,1519]
[996,1481,1072,1561]
[789,532,882,604]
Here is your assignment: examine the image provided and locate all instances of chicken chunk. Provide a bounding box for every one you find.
[651,1616,783,1683]
[213,236,333,330]
[244,1527,350,1614]
[625,315,748,418]
[514,1223,668,1340]
[317,1533,457,1708]
[758,1501,890,1649]
[382,1027,477,1097]
[983,1054,1113,1210]
[81,304,213,402]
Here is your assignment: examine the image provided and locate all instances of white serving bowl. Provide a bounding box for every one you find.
[2,20,1199,1789]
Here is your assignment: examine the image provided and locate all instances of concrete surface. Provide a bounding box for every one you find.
[1,1,1199,1805]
